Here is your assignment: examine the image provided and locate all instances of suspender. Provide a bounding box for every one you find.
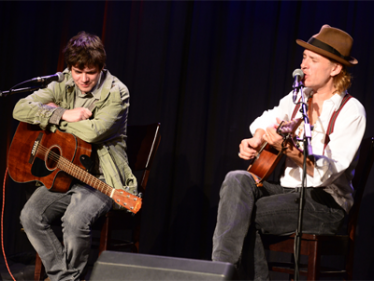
[291,96,311,120]
[323,93,352,151]
[290,93,352,153]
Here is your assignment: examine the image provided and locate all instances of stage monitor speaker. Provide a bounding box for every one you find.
[90,251,236,280]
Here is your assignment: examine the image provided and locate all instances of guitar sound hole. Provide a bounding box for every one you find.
[45,145,61,171]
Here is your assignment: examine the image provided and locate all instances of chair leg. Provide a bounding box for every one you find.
[132,222,140,253]
[131,213,142,253]
[34,253,45,281]
[307,241,320,280]
[98,214,110,256]
[346,240,354,280]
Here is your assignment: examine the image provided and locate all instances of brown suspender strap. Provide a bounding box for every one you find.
[323,93,352,152]
[291,98,302,120]
[290,93,352,154]
[291,96,312,120]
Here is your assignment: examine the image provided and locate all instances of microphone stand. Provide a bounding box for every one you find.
[0,77,49,98]
[0,80,46,281]
[0,86,43,98]
[294,85,313,281]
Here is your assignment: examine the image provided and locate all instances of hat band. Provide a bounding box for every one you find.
[308,37,350,61]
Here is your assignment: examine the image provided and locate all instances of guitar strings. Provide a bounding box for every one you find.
[33,143,140,212]
[35,144,113,196]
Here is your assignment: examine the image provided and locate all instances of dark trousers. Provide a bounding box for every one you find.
[212,170,345,280]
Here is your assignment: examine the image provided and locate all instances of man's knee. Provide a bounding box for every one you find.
[20,204,39,230]
[224,170,252,183]
[220,170,258,199]
[222,170,256,189]
[61,212,90,236]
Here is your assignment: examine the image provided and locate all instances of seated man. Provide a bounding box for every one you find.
[212,25,366,280]
[13,31,137,281]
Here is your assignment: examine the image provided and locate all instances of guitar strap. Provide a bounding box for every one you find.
[290,92,352,154]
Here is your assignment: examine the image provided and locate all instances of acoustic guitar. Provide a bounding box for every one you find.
[7,122,142,214]
[247,119,302,186]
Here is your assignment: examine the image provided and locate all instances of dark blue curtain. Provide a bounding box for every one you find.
[1,1,373,279]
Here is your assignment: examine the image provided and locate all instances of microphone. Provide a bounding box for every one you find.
[292,69,304,89]
[292,69,304,103]
[31,72,64,84]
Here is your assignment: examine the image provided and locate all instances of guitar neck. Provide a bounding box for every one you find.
[37,143,141,213]
[53,149,141,213]
[257,141,268,155]
[57,156,113,197]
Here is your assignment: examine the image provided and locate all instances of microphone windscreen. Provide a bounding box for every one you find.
[56,72,64,83]
[292,69,304,79]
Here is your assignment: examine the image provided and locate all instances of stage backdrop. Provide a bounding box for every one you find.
[0,1,373,279]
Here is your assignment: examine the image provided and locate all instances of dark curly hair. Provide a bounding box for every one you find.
[64,31,106,70]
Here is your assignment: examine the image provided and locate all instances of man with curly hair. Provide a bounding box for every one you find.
[212,25,366,280]
[14,31,137,281]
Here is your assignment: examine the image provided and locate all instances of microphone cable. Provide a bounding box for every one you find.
[1,167,16,281]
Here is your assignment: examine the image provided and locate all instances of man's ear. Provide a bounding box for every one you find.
[331,63,343,77]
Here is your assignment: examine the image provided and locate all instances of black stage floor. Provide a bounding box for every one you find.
[0,251,96,281]
[0,251,35,281]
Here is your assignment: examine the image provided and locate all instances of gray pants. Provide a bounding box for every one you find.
[212,170,345,280]
[20,183,113,281]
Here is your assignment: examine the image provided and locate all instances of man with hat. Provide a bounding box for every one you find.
[211,25,366,280]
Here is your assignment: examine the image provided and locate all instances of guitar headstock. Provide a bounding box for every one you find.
[111,189,142,214]
[277,118,302,138]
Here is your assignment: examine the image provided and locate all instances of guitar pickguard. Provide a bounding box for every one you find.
[27,131,54,178]
[31,157,53,178]
[80,154,94,172]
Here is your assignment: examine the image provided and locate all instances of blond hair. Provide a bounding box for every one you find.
[333,67,352,94]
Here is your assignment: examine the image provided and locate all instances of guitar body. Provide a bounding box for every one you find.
[247,143,283,186]
[7,122,141,213]
[246,119,303,186]
[7,122,92,192]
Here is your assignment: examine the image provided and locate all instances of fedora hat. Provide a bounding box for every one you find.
[296,24,358,67]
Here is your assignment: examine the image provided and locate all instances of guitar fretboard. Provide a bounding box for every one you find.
[37,144,113,197]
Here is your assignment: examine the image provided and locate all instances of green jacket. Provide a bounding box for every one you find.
[13,68,138,197]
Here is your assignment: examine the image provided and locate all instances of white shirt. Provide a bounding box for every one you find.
[250,88,366,213]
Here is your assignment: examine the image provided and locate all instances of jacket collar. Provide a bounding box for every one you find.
[62,68,114,102]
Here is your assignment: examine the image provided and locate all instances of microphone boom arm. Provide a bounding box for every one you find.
[0,72,63,98]
[0,85,44,98]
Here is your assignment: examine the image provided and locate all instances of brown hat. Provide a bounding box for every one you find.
[296,24,358,67]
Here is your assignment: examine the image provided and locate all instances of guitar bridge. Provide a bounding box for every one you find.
[29,132,43,164]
